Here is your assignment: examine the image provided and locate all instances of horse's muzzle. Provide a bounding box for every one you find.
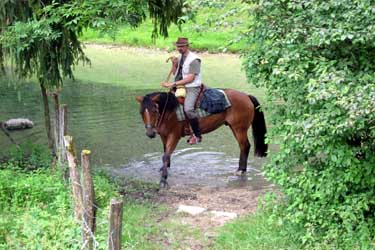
[145,124,156,138]
[146,131,156,138]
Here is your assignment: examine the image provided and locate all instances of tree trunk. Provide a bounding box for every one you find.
[40,83,55,155]
[0,44,5,75]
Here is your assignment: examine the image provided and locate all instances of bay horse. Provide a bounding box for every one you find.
[136,89,267,187]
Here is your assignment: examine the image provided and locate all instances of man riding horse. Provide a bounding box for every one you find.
[161,37,202,145]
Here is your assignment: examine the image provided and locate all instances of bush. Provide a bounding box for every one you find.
[2,142,52,171]
[0,168,80,249]
[244,0,375,248]
[0,168,69,210]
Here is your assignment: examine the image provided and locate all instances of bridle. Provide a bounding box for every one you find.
[143,93,169,130]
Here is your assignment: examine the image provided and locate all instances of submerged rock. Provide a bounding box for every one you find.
[4,118,34,130]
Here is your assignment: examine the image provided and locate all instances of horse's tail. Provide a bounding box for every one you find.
[249,95,268,157]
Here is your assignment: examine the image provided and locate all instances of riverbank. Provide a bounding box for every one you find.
[74,43,265,97]
[0,150,294,250]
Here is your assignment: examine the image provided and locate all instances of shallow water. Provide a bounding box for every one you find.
[0,79,271,189]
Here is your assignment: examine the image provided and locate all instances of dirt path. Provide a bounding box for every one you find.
[120,178,271,249]
[122,182,270,249]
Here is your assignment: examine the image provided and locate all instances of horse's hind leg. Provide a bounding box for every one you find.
[231,127,251,173]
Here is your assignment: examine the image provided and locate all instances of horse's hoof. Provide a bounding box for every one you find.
[235,170,246,176]
[159,179,170,189]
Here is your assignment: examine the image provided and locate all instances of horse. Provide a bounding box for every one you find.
[135,89,268,187]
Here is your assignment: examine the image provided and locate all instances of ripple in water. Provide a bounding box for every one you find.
[111,147,270,189]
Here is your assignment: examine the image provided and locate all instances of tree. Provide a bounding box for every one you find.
[0,0,186,155]
[244,0,375,248]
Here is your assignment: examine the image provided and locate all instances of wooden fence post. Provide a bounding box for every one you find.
[53,93,60,159]
[64,135,83,221]
[58,104,67,163]
[81,150,96,250]
[108,199,123,250]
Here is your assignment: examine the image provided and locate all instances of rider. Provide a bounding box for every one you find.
[161,37,202,145]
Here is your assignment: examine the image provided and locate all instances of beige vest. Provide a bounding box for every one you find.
[175,51,202,88]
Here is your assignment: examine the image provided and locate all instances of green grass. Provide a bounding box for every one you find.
[0,167,209,250]
[213,211,299,250]
[80,3,249,53]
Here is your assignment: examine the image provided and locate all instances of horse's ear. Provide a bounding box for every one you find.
[135,96,143,103]
[151,94,160,103]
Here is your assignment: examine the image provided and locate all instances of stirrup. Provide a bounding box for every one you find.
[187,135,202,145]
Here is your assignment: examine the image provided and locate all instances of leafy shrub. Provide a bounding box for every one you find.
[0,168,70,211]
[0,168,80,249]
[244,0,375,248]
[3,142,52,171]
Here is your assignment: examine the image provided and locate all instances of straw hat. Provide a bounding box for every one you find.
[174,37,189,46]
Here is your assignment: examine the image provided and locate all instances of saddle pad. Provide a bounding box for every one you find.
[176,89,231,121]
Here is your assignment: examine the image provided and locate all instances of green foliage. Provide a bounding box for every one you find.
[80,0,250,52]
[214,194,299,250]
[0,0,89,87]
[0,168,69,210]
[0,0,186,87]
[2,142,52,171]
[0,163,168,250]
[0,168,79,249]
[244,0,375,248]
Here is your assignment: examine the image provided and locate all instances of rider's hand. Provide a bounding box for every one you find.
[161,82,173,88]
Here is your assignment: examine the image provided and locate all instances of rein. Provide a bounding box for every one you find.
[156,92,170,129]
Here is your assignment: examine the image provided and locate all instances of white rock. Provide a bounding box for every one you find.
[177,205,207,216]
[4,118,34,130]
[210,211,238,219]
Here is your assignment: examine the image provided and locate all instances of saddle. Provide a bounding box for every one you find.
[173,85,232,136]
[172,84,205,137]
[173,84,206,107]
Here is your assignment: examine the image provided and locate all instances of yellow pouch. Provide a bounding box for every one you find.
[175,85,186,98]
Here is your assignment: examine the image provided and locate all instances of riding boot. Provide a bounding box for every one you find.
[188,118,202,144]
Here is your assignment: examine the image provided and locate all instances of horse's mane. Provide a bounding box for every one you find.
[142,92,179,113]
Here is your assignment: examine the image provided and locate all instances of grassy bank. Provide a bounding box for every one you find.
[80,2,249,53]
[0,144,204,249]
[0,166,297,250]
[0,144,299,250]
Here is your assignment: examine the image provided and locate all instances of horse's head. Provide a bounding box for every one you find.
[136,92,179,138]
[136,94,160,138]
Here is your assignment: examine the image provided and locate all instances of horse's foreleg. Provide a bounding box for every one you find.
[231,128,251,173]
[160,134,180,188]
[160,153,170,188]
[160,136,170,170]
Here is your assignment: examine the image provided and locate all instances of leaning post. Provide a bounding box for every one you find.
[64,135,83,221]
